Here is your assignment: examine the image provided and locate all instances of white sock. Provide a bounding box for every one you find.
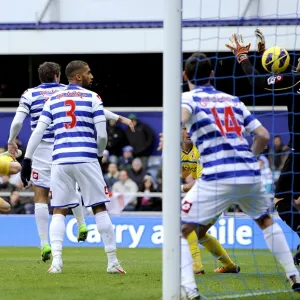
[71,193,86,226]
[49,214,66,266]
[181,238,197,291]
[35,203,49,247]
[95,211,117,265]
[263,223,299,278]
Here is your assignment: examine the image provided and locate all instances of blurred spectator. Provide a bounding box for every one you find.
[128,158,147,187]
[0,147,5,154]
[112,170,138,211]
[104,163,120,191]
[258,155,274,193]
[106,119,126,160]
[8,191,25,214]
[101,150,110,174]
[156,168,162,192]
[138,175,162,211]
[125,114,154,165]
[269,135,289,171]
[118,146,134,172]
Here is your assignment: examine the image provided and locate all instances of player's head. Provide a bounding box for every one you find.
[183,52,213,87]
[182,126,193,145]
[65,60,93,87]
[38,62,61,83]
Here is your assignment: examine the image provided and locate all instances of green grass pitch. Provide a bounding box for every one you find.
[0,247,299,300]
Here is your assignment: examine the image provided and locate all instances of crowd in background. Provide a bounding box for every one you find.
[0,113,290,214]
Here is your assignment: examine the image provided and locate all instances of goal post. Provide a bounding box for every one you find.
[162,0,182,299]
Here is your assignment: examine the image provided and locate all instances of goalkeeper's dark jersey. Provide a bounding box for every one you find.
[241,59,300,150]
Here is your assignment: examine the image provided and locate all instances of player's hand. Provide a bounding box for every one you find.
[255,29,266,54]
[21,158,32,187]
[7,141,18,159]
[157,133,163,151]
[225,33,251,63]
[118,116,135,132]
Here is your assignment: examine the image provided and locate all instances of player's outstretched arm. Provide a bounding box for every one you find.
[103,109,135,132]
[21,121,48,186]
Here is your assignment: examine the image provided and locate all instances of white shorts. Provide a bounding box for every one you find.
[181,179,271,225]
[31,141,53,189]
[50,161,110,208]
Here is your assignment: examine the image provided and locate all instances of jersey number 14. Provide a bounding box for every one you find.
[211,107,242,137]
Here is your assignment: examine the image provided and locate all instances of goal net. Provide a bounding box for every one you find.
[175,0,300,299]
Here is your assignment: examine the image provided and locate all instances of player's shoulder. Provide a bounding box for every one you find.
[192,144,200,159]
[181,90,194,101]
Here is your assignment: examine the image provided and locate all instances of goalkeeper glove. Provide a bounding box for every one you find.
[255,29,266,55]
[21,158,32,187]
[225,33,251,64]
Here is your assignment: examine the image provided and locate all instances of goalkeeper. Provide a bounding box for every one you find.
[226,30,300,264]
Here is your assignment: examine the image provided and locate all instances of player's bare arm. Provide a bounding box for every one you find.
[251,125,270,156]
[182,107,191,125]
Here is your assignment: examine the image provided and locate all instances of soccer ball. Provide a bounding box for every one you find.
[261,46,290,74]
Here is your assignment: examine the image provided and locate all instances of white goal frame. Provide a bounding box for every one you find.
[162,0,182,299]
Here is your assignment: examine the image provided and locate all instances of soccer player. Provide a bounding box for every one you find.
[180,52,300,299]
[181,126,239,275]
[21,60,125,274]
[8,62,134,262]
[0,150,22,213]
[226,31,300,264]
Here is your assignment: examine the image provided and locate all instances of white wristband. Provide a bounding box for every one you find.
[181,185,184,192]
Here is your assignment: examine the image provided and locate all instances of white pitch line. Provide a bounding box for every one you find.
[208,289,291,299]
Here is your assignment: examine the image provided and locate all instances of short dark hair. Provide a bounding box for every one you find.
[184,52,213,85]
[38,62,61,83]
[65,60,88,79]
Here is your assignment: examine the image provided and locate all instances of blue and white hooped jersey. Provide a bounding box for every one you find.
[38,84,106,165]
[17,83,66,143]
[182,85,262,184]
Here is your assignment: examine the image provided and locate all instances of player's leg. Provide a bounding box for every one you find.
[197,217,239,274]
[75,162,125,274]
[238,182,300,292]
[48,164,79,273]
[30,142,53,261]
[71,190,88,242]
[32,185,51,261]
[181,179,230,299]
[187,230,204,274]
[274,153,300,238]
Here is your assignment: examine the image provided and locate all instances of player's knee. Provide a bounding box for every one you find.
[182,224,196,238]
[9,161,21,175]
[92,203,106,215]
[53,208,68,216]
[255,214,272,230]
[0,198,11,213]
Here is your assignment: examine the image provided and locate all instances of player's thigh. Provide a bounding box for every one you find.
[33,185,49,204]
[236,182,271,219]
[50,164,78,209]
[0,155,13,176]
[181,179,230,226]
[74,162,110,207]
[31,142,52,189]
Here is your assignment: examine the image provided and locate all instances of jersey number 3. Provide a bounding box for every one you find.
[64,100,77,129]
[211,107,242,137]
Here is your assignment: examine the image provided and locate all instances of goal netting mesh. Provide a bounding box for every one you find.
[181,0,300,299]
